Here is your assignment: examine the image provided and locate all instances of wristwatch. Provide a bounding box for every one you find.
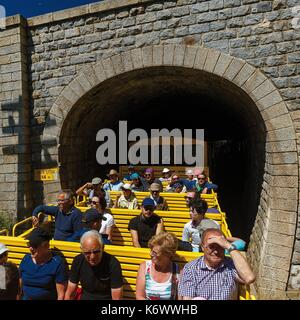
[227,243,237,254]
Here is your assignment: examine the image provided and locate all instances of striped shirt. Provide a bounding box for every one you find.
[178,256,238,300]
[145,260,179,300]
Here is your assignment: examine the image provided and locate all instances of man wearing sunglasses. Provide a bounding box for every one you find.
[128,198,164,248]
[140,168,163,192]
[149,183,169,211]
[195,173,218,194]
[65,230,123,300]
[179,228,255,300]
[31,190,82,241]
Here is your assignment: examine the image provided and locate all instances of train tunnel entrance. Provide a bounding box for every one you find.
[57,66,266,242]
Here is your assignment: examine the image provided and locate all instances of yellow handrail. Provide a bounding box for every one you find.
[12,216,33,237]
[0,229,9,236]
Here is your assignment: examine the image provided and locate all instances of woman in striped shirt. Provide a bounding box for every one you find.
[135,232,180,300]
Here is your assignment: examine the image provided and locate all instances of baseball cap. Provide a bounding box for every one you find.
[0,243,8,255]
[186,169,194,175]
[27,227,52,248]
[142,198,155,207]
[130,173,140,180]
[82,208,107,223]
[122,183,132,190]
[162,168,170,173]
[145,168,154,174]
[92,177,102,185]
[149,183,160,191]
[107,169,119,177]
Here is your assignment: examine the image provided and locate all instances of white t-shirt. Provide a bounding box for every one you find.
[182,219,220,251]
[100,212,115,234]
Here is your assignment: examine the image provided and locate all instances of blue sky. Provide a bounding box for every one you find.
[0,0,103,18]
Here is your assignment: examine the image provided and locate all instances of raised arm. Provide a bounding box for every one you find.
[32,205,59,226]
[76,182,91,196]
[207,236,255,285]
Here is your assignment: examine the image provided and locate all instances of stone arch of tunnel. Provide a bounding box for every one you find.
[41,45,298,297]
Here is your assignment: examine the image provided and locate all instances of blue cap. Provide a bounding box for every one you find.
[130,173,140,180]
[142,198,155,207]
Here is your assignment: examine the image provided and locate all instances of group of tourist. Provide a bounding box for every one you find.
[0,166,255,300]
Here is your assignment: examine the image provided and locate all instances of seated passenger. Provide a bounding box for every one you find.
[136,232,180,300]
[128,198,164,248]
[90,196,114,244]
[166,174,186,192]
[149,183,169,211]
[103,169,123,192]
[178,228,255,300]
[20,227,68,300]
[169,182,186,193]
[182,169,197,191]
[113,183,138,209]
[182,199,219,252]
[130,173,147,192]
[65,230,123,300]
[75,177,103,200]
[0,243,20,300]
[65,208,107,243]
[95,187,113,208]
[32,190,82,241]
[184,191,197,208]
[140,168,163,192]
[123,165,137,181]
[195,173,218,194]
[159,168,172,183]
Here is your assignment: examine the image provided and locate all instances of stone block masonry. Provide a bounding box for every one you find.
[0,0,300,299]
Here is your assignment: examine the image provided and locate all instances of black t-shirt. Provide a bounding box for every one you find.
[69,252,123,300]
[128,214,162,248]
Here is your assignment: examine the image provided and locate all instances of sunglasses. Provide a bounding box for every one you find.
[83,249,102,256]
[91,201,99,205]
[144,206,154,211]
[198,178,205,180]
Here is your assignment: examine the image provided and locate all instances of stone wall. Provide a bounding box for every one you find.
[0,16,32,221]
[0,0,299,298]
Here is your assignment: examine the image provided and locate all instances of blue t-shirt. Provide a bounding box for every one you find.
[32,205,82,240]
[19,253,68,300]
[182,179,196,191]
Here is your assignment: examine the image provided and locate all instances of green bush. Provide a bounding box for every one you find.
[0,212,15,233]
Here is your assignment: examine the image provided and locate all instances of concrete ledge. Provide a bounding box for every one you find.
[27,0,156,27]
[1,15,27,28]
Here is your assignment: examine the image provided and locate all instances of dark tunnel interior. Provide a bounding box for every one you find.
[58,66,266,243]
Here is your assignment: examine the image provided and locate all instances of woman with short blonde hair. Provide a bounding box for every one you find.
[136,232,180,300]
